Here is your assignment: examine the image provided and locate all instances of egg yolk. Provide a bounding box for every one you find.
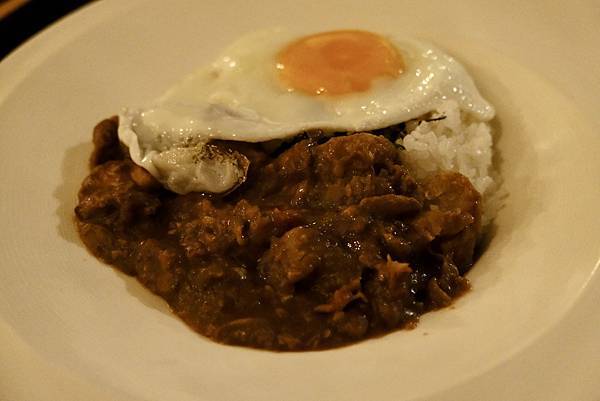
[277,30,404,96]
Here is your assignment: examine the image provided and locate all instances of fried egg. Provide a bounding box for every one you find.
[119,29,495,194]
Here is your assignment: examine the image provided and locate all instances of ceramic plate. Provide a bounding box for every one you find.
[1,1,599,400]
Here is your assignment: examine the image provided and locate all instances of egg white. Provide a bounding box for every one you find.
[119,28,495,194]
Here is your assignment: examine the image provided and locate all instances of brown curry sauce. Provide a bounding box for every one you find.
[75,117,481,351]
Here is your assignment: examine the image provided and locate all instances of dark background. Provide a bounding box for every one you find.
[1,0,93,60]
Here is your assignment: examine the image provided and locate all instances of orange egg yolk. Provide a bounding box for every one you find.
[277,30,404,96]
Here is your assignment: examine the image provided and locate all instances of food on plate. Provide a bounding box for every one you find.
[118,29,493,195]
[75,29,498,350]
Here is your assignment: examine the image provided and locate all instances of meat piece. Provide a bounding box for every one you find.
[75,160,162,272]
[89,116,126,167]
[423,171,481,217]
[410,171,482,269]
[427,258,469,308]
[426,278,453,308]
[249,139,313,202]
[314,277,366,313]
[411,208,474,241]
[259,227,322,296]
[425,172,482,269]
[233,200,305,247]
[363,274,418,329]
[75,160,160,229]
[170,198,306,260]
[130,164,161,190]
[313,133,398,179]
[375,255,412,288]
[172,199,236,258]
[379,221,413,259]
[389,164,419,195]
[440,228,480,271]
[359,194,421,216]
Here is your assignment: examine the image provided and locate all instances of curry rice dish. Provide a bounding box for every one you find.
[74,30,497,351]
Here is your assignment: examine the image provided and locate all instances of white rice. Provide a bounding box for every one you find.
[398,100,499,225]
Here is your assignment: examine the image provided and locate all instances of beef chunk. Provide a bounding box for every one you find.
[75,160,160,229]
[259,227,322,296]
[312,133,399,179]
[359,194,421,216]
[89,116,126,167]
[414,171,482,269]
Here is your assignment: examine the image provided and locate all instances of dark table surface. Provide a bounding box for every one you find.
[1,0,93,60]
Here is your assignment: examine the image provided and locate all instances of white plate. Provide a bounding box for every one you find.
[1,1,599,400]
